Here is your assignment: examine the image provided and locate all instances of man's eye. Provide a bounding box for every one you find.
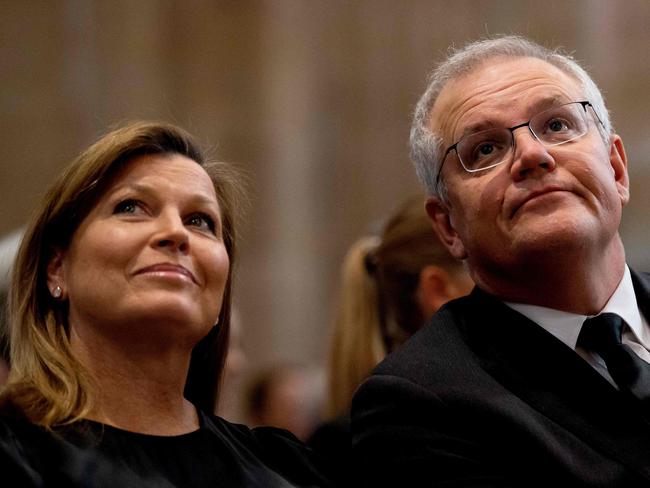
[548,119,569,132]
[477,143,495,156]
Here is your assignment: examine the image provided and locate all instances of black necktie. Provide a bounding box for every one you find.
[577,313,650,401]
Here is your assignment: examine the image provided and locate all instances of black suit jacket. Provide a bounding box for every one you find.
[351,269,650,487]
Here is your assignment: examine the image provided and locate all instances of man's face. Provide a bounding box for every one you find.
[425,57,629,279]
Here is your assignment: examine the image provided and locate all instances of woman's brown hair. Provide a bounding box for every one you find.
[1,121,245,428]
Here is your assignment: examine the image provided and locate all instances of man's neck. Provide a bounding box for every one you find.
[472,236,627,315]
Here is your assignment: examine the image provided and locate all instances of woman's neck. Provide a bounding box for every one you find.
[69,326,200,436]
[91,393,200,436]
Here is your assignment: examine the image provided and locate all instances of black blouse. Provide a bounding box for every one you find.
[0,410,334,487]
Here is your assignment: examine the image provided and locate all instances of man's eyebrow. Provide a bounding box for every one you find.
[459,120,498,138]
[527,94,569,113]
[457,95,572,139]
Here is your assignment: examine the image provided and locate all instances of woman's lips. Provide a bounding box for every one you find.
[135,263,197,284]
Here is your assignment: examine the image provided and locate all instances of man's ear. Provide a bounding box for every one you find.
[609,134,629,206]
[46,249,66,299]
[425,196,467,259]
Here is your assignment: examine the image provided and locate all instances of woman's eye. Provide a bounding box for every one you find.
[186,213,216,234]
[113,199,142,214]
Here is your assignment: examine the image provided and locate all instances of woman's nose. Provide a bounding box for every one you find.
[152,212,190,253]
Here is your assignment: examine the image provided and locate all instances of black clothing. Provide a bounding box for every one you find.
[352,269,650,487]
[0,410,333,487]
[578,312,650,401]
[307,416,351,486]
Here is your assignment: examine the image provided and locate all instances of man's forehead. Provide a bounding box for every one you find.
[458,95,574,135]
[430,56,582,138]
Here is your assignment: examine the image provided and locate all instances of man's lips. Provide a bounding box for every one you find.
[509,186,570,217]
[135,263,197,284]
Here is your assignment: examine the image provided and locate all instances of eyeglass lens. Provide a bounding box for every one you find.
[456,102,590,172]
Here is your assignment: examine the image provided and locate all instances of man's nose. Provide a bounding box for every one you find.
[509,126,556,180]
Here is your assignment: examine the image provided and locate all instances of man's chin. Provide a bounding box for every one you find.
[511,222,597,256]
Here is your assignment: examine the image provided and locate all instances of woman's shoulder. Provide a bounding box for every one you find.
[201,411,315,459]
[202,412,336,487]
[0,414,50,449]
[0,412,336,487]
[0,414,65,487]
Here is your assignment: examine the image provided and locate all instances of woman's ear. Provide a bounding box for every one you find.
[416,265,452,319]
[46,249,66,299]
[425,197,467,259]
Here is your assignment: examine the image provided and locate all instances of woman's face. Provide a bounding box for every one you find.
[48,153,230,348]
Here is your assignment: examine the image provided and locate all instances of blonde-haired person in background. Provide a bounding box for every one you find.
[308,196,473,483]
[0,121,332,487]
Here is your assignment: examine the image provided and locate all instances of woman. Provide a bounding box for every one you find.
[309,196,474,481]
[0,121,332,487]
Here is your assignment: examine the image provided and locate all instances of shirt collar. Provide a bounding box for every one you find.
[504,265,647,350]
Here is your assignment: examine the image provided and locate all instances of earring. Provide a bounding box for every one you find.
[52,286,62,299]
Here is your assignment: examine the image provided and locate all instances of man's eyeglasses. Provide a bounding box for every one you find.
[438,101,604,178]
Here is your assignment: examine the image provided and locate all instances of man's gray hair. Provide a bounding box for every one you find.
[410,35,612,201]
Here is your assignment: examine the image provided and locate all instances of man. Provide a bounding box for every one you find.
[351,35,650,487]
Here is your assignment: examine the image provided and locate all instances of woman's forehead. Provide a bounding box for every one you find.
[108,154,218,201]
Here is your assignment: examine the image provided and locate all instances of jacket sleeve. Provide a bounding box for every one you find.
[351,373,514,488]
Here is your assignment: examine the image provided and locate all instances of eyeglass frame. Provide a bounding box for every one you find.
[435,100,605,184]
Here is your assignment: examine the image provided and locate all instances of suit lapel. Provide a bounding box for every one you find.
[462,286,650,480]
[631,269,650,324]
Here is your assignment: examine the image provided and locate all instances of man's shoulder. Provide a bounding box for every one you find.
[371,292,485,379]
[383,288,502,351]
[370,287,534,387]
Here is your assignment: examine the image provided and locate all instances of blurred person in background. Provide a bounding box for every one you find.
[1,293,10,386]
[246,364,325,442]
[308,196,473,482]
[214,306,249,423]
[0,121,332,487]
[0,316,8,386]
[0,229,24,387]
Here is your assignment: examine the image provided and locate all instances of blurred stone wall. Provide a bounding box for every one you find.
[1,0,649,371]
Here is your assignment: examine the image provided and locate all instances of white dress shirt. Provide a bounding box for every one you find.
[505,266,650,386]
